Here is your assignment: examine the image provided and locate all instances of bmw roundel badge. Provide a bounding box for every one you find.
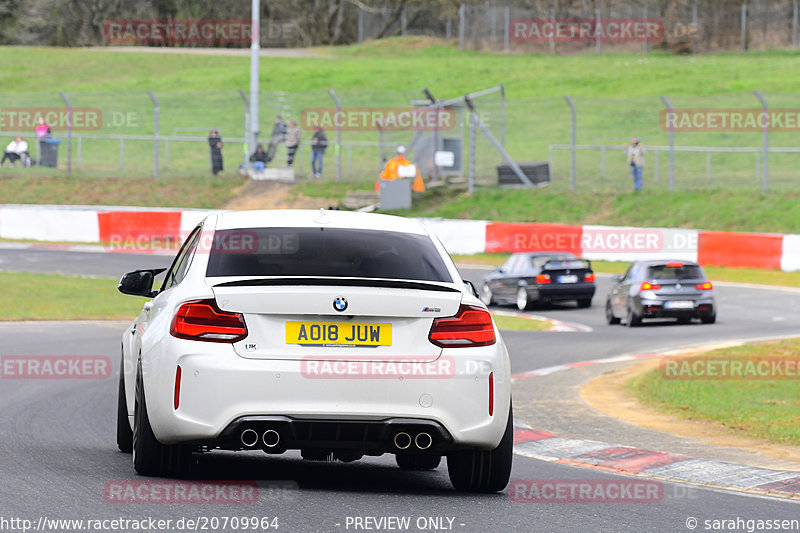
[333,296,348,312]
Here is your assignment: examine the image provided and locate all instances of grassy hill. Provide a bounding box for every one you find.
[1,39,799,234]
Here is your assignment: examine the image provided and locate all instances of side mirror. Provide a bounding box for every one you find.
[118,268,165,297]
[463,279,480,299]
[611,274,622,283]
[495,267,503,273]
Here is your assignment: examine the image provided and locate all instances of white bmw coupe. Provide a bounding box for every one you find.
[117,209,512,492]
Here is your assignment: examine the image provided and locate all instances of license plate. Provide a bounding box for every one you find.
[286,321,392,346]
[665,300,694,309]
[558,275,578,283]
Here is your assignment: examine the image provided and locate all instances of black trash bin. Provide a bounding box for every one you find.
[39,138,61,168]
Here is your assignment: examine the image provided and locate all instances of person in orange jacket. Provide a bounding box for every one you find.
[377,145,425,192]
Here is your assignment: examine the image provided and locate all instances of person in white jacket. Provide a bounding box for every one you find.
[1,137,30,167]
[624,139,645,191]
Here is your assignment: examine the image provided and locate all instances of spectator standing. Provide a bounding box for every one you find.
[208,129,223,175]
[34,117,51,166]
[285,120,300,167]
[624,139,645,191]
[265,115,287,163]
[1,136,30,167]
[310,126,327,178]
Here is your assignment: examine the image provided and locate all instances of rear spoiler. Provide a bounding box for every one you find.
[542,258,592,270]
[212,276,461,293]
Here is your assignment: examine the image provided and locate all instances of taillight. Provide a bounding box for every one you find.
[665,262,684,267]
[584,272,596,282]
[696,281,713,290]
[174,365,182,410]
[536,274,551,284]
[640,281,661,291]
[170,299,248,343]
[429,304,496,348]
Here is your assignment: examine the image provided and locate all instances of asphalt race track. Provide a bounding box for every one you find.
[1,248,799,532]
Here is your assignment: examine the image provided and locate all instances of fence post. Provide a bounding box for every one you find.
[490,3,496,46]
[504,6,510,52]
[358,7,364,43]
[328,89,342,181]
[706,151,711,182]
[459,4,465,50]
[500,85,506,149]
[58,91,72,173]
[239,89,250,167]
[468,108,476,193]
[741,3,747,51]
[147,90,159,178]
[595,7,601,55]
[401,6,407,36]
[643,5,648,54]
[753,90,769,191]
[120,138,124,169]
[794,2,798,47]
[564,95,576,191]
[77,136,82,168]
[692,1,698,54]
[660,95,675,191]
[549,7,556,54]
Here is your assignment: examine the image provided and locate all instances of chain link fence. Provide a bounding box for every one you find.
[2,89,800,191]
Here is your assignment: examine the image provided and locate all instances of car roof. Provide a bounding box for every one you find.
[512,251,577,258]
[211,209,430,235]
[633,260,701,267]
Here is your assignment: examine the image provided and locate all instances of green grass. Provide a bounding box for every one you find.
[628,338,800,445]
[403,188,800,233]
[3,41,800,185]
[491,313,552,332]
[0,174,246,208]
[0,272,144,320]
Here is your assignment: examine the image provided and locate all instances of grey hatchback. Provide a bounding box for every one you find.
[605,260,716,327]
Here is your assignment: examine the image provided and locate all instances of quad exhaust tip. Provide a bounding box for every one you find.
[262,429,281,448]
[415,432,432,450]
[394,432,412,450]
[240,428,259,448]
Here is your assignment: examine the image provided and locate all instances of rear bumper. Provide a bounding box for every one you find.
[215,416,455,455]
[637,297,715,318]
[144,341,511,452]
[534,283,595,301]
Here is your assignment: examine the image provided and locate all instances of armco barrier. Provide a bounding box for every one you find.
[0,204,797,272]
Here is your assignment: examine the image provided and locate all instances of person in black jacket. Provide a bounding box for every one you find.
[250,144,268,171]
[208,129,223,175]
[310,126,327,178]
[265,115,287,163]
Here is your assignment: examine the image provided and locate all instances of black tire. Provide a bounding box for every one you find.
[447,403,513,492]
[480,284,495,306]
[116,354,133,453]
[701,313,716,324]
[516,287,534,311]
[605,301,620,325]
[577,298,592,309]
[626,305,642,328]
[396,454,442,471]
[133,360,191,477]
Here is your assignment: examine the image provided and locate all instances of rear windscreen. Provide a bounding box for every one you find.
[205,227,453,282]
[542,259,589,270]
[647,265,704,280]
